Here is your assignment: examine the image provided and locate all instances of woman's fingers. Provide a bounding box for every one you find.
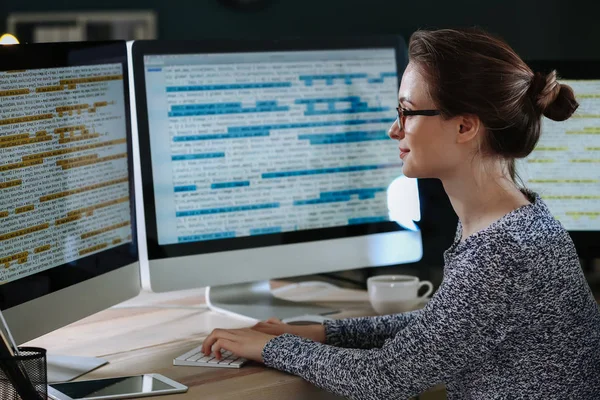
[202,332,216,355]
[252,317,283,330]
[202,328,236,355]
[252,322,289,336]
[211,338,236,360]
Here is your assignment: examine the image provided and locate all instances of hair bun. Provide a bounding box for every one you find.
[529,70,579,121]
[531,71,559,110]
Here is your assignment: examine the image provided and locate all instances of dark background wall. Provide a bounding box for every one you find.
[0,0,598,61]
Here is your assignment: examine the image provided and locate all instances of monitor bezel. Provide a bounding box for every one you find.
[132,36,414,260]
[0,41,139,311]
[526,59,600,259]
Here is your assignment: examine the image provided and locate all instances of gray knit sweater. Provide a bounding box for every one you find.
[262,191,600,399]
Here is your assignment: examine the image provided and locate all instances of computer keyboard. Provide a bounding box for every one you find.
[173,343,248,368]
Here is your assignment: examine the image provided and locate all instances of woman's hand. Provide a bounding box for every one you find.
[251,317,327,343]
[201,318,328,363]
[201,328,276,363]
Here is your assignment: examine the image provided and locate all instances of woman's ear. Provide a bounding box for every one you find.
[456,114,482,144]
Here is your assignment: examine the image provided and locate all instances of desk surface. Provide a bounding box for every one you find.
[27,283,446,400]
[26,274,600,400]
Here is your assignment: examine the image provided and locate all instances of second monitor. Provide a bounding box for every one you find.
[132,36,423,321]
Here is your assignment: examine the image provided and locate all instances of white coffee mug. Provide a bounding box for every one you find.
[367,275,433,315]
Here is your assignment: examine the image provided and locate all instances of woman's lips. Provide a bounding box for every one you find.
[399,148,410,159]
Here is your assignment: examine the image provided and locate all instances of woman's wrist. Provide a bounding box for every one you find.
[307,324,326,343]
[287,323,326,343]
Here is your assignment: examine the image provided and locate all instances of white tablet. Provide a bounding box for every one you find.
[48,373,188,400]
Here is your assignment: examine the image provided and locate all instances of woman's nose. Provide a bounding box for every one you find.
[388,120,404,140]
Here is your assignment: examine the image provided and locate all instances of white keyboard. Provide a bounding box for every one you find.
[173,343,248,368]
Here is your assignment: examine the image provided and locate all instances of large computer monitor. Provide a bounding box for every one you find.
[0,41,140,381]
[132,36,423,321]
[518,61,600,261]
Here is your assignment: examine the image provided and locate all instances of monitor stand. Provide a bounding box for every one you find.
[47,355,107,383]
[205,281,337,321]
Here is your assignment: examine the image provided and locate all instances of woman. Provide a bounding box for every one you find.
[202,28,600,399]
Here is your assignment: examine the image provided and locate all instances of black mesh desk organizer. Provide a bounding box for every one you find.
[0,347,47,400]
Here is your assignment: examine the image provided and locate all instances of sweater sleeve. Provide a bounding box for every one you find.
[323,310,421,349]
[262,260,515,400]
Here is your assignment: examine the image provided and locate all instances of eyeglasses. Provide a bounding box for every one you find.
[396,107,441,131]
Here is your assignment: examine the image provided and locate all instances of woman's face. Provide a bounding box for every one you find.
[389,62,466,180]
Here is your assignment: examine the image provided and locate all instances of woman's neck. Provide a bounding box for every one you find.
[442,161,531,241]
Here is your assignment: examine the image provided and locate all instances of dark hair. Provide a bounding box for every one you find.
[407,28,579,181]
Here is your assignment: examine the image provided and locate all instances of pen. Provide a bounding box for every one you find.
[0,309,18,356]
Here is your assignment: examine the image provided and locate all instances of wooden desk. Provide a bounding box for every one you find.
[25,283,445,400]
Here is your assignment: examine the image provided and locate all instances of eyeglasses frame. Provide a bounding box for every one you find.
[396,107,441,130]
